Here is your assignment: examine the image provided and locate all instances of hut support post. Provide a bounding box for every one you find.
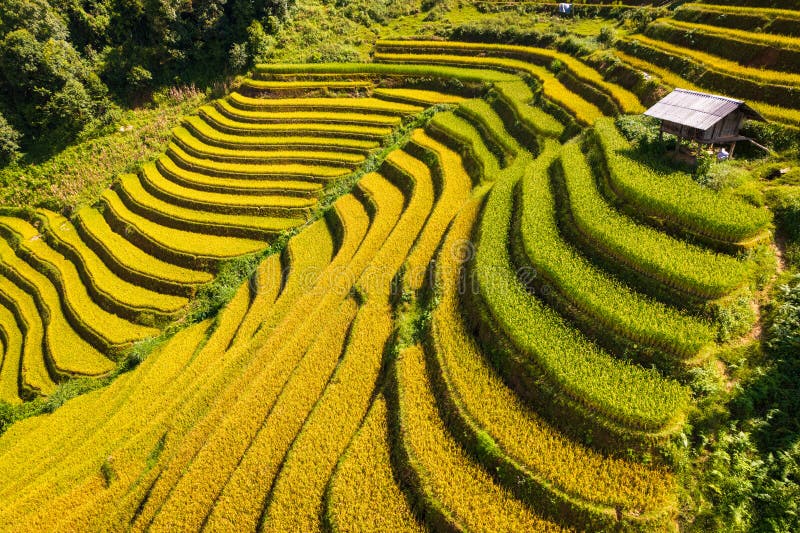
[730,141,737,159]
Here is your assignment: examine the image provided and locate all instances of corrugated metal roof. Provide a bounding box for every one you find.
[644,88,764,131]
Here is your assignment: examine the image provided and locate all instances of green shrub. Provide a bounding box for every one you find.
[0,400,15,434]
[228,42,250,72]
[247,20,274,64]
[126,65,153,90]
[306,42,360,63]
[766,187,800,264]
[598,26,616,46]
[548,58,565,74]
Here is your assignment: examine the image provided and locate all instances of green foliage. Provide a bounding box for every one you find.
[548,58,565,75]
[766,187,800,267]
[741,122,800,154]
[0,0,294,150]
[0,88,205,212]
[0,0,69,41]
[621,6,667,33]
[0,400,15,434]
[597,25,616,47]
[766,276,800,355]
[614,114,668,154]
[100,456,116,486]
[710,295,757,344]
[0,113,21,165]
[520,143,717,363]
[0,25,108,144]
[246,20,274,65]
[41,376,107,413]
[334,0,420,26]
[229,42,249,72]
[306,42,361,64]
[687,277,800,531]
[566,141,755,301]
[126,65,152,91]
[445,17,556,48]
[695,150,715,182]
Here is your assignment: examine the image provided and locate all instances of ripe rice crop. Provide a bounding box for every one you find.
[171,126,366,166]
[179,214,355,533]
[0,318,215,530]
[261,150,444,530]
[646,19,800,74]
[389,344,566,532]
[454,99,522,163]
[241,79,373,91]
[260,299,394,532]
[227,92,424,115]
[612,51,800,127]
[372,88,465,106]
[37,210,188,322]
[403,130,473,292]
[325,396,423,532]
[142,182,392,531]
[622,34,800,87]
[198,105,393,139]
[131,217,351,530]
[0,273,53,396]
[377,39,644,114]
[663,18,800,52]
[166,142,352,180]
[674,3,800,36]
[591,119,772,246]
[0,303,23,403]
[140,164,316,217]
[200,297,358,532]
[115,174,297,240]
[0,237,116,377]
[233,225,329,345]
[155,156,323,196]
[74,207,212,295]
[374,51,604,125]
[100,190,268,268]
[428,196,677,529]
[556,142,755,300]
[427,111,501,186]
[254,61,517,83]
[0,217,159,351]
[215,99,404,127]
[182,115,379,152]
[617,37,800,110]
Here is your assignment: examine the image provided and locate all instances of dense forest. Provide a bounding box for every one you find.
[0,0,292,158]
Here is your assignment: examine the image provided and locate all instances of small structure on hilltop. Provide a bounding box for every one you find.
[644,88,766,160]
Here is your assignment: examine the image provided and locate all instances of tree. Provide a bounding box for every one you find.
[0,0,69,41]
[247,20,274,65]
[0,112,21,164]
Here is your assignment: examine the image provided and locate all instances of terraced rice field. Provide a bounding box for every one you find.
[0,29,778,532]
[611,2,800,126]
